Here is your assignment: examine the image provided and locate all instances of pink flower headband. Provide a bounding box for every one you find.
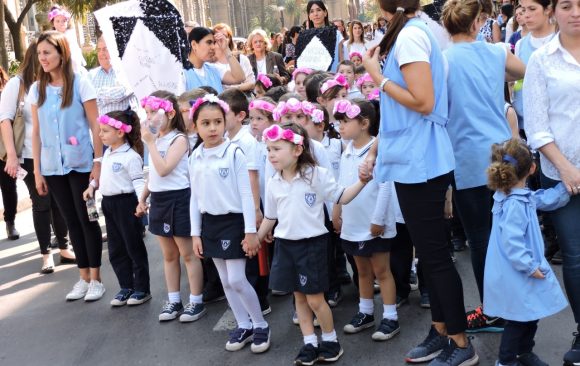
[333,100,361,119]
[272,98,317,121]
[356,73,374,88]
[256,73,273,89]
[310,109,325,124]
[249,100,276,113]
[262,124,304,145]
[292,67,313,80]
[367,89,380,101]
[140,96,174,113]
[48,9,71,21]
[349,51,363,60]
[98,115,133,133]
[189,94,230,120]
[320,74,349,95]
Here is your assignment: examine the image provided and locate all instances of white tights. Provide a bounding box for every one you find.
[212,258,267,330]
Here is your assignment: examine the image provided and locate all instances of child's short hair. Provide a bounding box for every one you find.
[264,85,288,102]
[279,92,305,102]
[178,88,207,104]
[218,88,249,116]
[487,138,534,194]
[149,90,186,133]
[105,109,144,157]
[304,71,332,103]
[355,65,366,75]
[333,98,380,137]
[338,60,355,73]
[199,86,219,95]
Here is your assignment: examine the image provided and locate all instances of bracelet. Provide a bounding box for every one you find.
[93,157,102,163]
[379,77,390,92]
[89,179,98,188]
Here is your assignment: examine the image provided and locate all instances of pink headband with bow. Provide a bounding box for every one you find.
[367,89,380,101]
[356,73,374,88]
[98,115,133,133]
[333,100,361,119]
[349,51,363,60]
[292,67,313,80]
[257,73,273,89]
[272,98,317,122]
[189,94,230,120]
[140,96,174,113]
[320,74,349,95]
[48,9,71,21]
[262,124,304,145]
[249,100,276,113]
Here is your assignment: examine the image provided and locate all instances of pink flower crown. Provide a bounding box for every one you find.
[262,124,304,145]
[189,94,230,120]
[249,100,276,113]
[98,115,133,133]
[333,100,361,119]
[320,74,349,95]
[367,89,380,101]
[48,9,71,21]
[256,73,273,89]
[272,98,316,122]
[356,73,374,88]
[349,51,363,60]
[310,109,325,124]
[140,96,174,113]
[292,67,313,80]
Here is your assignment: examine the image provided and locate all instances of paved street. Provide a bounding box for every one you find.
[0,207,574,366]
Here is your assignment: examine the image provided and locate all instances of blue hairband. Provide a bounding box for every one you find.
[502,154,518,168]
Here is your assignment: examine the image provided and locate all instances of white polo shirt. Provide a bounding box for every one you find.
[189,139,256,236]
[265,166,344,240]
[100,143,145,199]
[148,130,189,192]
[226,125,258,170]
[338,138,397,241]
[321,135,343,180]
[256,140,268,199]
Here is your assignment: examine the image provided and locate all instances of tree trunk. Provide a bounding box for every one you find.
[5,22,24,62]
[0,2,8,70]
[260,0,265,28]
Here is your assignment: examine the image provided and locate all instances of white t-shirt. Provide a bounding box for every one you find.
[226,125,258,170]
[210,54,255,87]
[515,33,554,57]
[0,77,32,160]
[394,26,432,66]
[256,58,267,75]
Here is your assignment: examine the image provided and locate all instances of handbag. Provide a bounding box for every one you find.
[0,78,25,161]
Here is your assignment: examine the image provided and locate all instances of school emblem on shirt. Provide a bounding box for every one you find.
[219,168,229,178]
[332,162,339,170]
[305,193,316,207]
[163,223,170,233]
[112,162,123,173]
[299,274,308,287]
[358,241,366,250]
[221,240,231,251]
[159,151,166,158]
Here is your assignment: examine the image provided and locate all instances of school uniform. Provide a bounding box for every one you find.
[148,130,190,237]
[100,143,150,293]
[265,166,344,294]
[189,139,256,259]
[183,63,225,94]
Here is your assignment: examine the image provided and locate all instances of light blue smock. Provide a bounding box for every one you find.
[184,63,224,93]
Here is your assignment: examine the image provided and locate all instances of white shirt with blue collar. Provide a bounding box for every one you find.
[100,143,144,198]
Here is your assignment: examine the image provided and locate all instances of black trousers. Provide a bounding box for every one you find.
[45,172,102,268]
[245,254,270,305]
[390,223,427,298]
[499,320,538,364]
[102,193,150,293]
[395,172,467,334]
[0,159,17,223]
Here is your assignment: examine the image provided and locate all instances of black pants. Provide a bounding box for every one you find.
[390,223,427,298]
[245,254,270,306]
[395,172,467,334]
[102,193,150,293]
[45,172,102,268]
[324,208,341,294]
[0,159,17,223]
[499,320,538,364]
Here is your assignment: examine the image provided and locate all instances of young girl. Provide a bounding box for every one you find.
[178,89,208,151]
[484,138,569,366]
[332,99,400,341]
[318,75,348,134]
[337,61,364,100]
[83,110,150,306]
[291,68,313,100]
[356,73,378,100]
[349,52,363,67]
[341,20,368,62]
[189,94,270,354]
[47,5,86,73]
[257,122,370,365]
[249,97,277,199]
[136,91,205,323]
[255,73,281,98]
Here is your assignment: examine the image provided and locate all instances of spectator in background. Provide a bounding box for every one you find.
[184,21,199,35]
[247,29,290,84]
[333,19,348,40]
[284,26,302,68]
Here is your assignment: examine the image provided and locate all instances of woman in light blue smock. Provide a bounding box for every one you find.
[441,0,525,333]
[361,0,478,365]
[30,31,105,302]
[183,27,245,93]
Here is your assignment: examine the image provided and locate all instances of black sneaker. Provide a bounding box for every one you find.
[158,301,183,321]
[551,250,563,265]
[110,288,134,307]
[396,295,409,308]
[327,289,343,308]
[318,341,343,362]
[410,271,419,291]
[405,327,448,363]
[372,318,400,341]
[251,327,271,353]
[337,270,352,285]
[564,332,580,366]
[203,287,226,303]
[452,237,467,252]
[294,344,318,366]
[261,300,272,316]
[343,312,375,334]
[420,292,431,309]
[428,338,479,366]
[466,306,505,333]
[179,302,207,322]
[518,352,548,366]
[225,328,253,351]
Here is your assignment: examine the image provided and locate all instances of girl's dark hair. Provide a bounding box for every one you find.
[279,122,317,180]
[199,85,219,95]
[37,31,74,108]
[18,39,39,92]
[378,0,422,57]
[314,102,339,139]
[307,1,331,28]
[191,94,227,128]
[487,138,534,194]
[320,76,346,100]
[288,26,302,40]
[150,90,186,133]
[188,27,214,44]
[333,98,379,137]
[501,4,514,18]
[533,0,552,9]
[256,74,281,91]
[279,92,305,102]
[304,71,332,102]
[265,86,289,102]
[106,109,144,158]
[338,60,355,73]
[332,19,348,39]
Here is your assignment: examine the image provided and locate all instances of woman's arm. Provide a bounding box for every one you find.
[505,50,526,81]
[539,143,580,194]
[0,78,22,178]
[505,105,520,139]
[275,54,291,83]
[0,121,19,178]
[217,33,244,85]
[492,21,502,43]
[84,99,102,184]
[31,104,48,196]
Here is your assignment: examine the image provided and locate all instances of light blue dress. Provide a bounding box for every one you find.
[184,63,224,93]
[483,183,569,321]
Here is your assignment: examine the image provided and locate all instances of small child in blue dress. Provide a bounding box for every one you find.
[484,138,569,366]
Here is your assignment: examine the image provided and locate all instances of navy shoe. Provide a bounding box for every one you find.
[110,288,134,307]
[179,302,207,322]
[294,344,318,366]
[372,318,400,341]
[343,312,375,334]
[127,291,152,306]
[158,301,183,321]
[396,295,409,308]
[318,341,343,362]
[251,327,271,353]
[405,326,448,363]
[225,328,253,351]
[428,338,479,366]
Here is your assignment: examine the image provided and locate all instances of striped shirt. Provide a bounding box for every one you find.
[88,66,138,115]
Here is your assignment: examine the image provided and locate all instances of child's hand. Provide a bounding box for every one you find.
[531,268,545,279]
[82,186,95,201]
[359,159,374,182]
[370,224,385,237]
[242,233,260,258]
[140,121,157,145]
[264,231,274,243]
[332,209,342,234]
[192,236,204,259]
[135,201,148,217]
[444,199,453,219]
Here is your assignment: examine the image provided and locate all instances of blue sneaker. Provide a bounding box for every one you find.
[405,327,448,363]
[294,344,318,366]
[127,291,151,306]
[225,328,253,351]
[179,302,207,323]
[158,301,183,321]
[428,338,479,366]
[318,340,344,362]
[343,312,375,334]
[372,318,400,341]
[251,327,271,353]
[110,288,134,307]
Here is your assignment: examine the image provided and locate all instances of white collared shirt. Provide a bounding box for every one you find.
[147,130,190,192]
[226,125,258,170]
[524,34,580,181]
[100,143,145,198]
[265,166,344,240]
[189,139,256,236]
[321,135,343,180]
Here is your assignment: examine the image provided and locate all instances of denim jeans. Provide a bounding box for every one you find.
[499,320,538,364]
[541,174,580,324]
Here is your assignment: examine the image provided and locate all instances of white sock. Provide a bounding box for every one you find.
[168,291,181,303]
[189,293,203,304]
[304,334,318,347]
[321,330,337,342]
[383,304,398,321]
[359,298,374,315]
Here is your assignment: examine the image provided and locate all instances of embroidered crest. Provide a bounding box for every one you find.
[358,241,366,250]
[219,168,229,178]
[159,151,167,158]
[299,274,308,287]
[305,193,316,207]
[163,223,170,233]
[112,162,123,173]
[332,162,339,170]
[221,240,231,251]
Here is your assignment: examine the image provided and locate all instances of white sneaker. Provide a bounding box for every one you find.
[84,280,106,301]
[66,279,89,301]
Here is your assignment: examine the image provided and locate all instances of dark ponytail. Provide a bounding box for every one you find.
[378,0,421,57]
[106,109,144,158]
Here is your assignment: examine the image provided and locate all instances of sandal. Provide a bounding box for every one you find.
[41,264,54,274]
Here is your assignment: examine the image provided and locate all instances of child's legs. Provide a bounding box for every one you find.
[157,236,181,293]
[174,236,203,296]
[306,293,334,333]
[499,320,536,364]
[102,200,133,290]
[518,320,538,355]
[354,256,374,299]
[295,292,315,336]
[370,252,396,305]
